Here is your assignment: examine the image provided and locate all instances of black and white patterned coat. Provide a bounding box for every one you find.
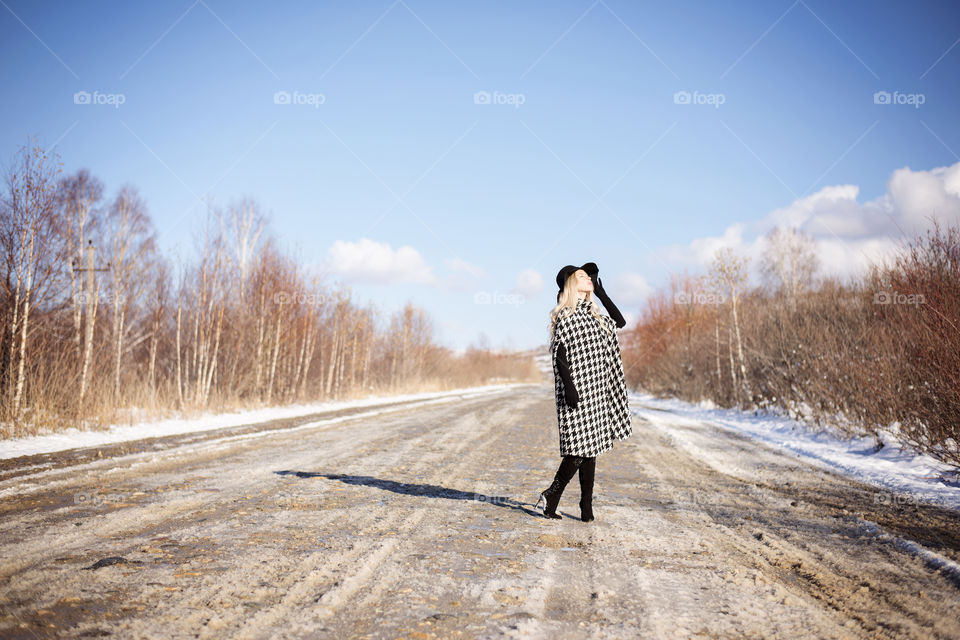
[550,296,632,457]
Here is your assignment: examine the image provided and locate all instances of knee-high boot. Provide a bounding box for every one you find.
[535,455,583,519]
[578,456,596,522]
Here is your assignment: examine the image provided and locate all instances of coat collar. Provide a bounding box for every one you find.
[575,296,591,311]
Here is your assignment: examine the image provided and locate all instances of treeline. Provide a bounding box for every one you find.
[621,223,960,468]
[0,140,538,438]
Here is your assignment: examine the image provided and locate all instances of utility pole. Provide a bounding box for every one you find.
[71,240,111,407]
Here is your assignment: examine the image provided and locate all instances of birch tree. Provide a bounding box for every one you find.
[105,185,157,402]
[0,141,64,425]
[57,169,104,362]
[709,247,750,408]
[760,226,819,308]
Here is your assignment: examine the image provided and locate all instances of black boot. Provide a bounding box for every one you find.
[536,456,583,519]
[578,456,596,522]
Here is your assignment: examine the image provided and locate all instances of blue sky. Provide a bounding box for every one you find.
[3,0,959,351]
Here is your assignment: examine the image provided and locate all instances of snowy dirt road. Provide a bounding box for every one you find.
[1,384,959,639]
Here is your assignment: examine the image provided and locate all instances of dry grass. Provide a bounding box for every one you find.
[624,223,960,468]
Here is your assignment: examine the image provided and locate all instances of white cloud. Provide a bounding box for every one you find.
[763,185,868,237]
[323,240,494,292]
[660,222,747,267]
[615,272,654,306]
[514,269,543,296]
[813,236,900,276]
[882,162,960,234]
[324,238,436,285]
[660,160,960,279]
[761,163,960,242]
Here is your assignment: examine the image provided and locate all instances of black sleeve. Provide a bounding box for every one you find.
[593,281,626,329]
[555,341,579,408]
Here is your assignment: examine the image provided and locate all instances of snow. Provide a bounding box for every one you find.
[855,518,960,589]
[629,391,960,511]
[4,381,957,514]
[0,383,529,461]
[3,384,960,636]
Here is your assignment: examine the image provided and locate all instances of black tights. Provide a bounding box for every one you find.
[553,454,596,503]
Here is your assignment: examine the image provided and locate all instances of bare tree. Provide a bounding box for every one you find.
[175,213,226,408]
[216,196,268,303]
[74,240,106,408]
[388,302,433,389]
[105,185,158,402]
[57,169,104,362]
[0,143,542,436]
[324,288,353,398]
[145,260,170,398]
[0,140,64,424]
[760,226,819,308]
[709,247,750,407]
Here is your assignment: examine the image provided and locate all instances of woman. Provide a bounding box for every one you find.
[535,262,632,521]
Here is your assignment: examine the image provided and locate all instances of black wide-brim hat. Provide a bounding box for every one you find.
[555,262,598,293]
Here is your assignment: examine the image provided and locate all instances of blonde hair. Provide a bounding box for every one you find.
[547,270,613,347]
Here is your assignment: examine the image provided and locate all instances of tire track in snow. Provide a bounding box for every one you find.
[5,387,960,639]
[107,397,513,639]
[631,407,960,639]
[0,393,507,619]
[238,401,533,639]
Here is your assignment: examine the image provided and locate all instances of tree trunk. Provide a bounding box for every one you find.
[147,322,158,399]
[299,325,316,399]
[727,318,738,406]
[325,329,339,397]
[266,303,282,404]
[202,305,223,406]
[714,312,722,395]
[78,244,96,406]
[113,307,125,403]
[731,290,750,405]
[13,288,30,419]
[176,300,184,409]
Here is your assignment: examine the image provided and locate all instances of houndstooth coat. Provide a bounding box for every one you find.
[550,296,632,457]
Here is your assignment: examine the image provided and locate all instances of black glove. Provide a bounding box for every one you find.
[555,341,579,408]
[590,274,626,329]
